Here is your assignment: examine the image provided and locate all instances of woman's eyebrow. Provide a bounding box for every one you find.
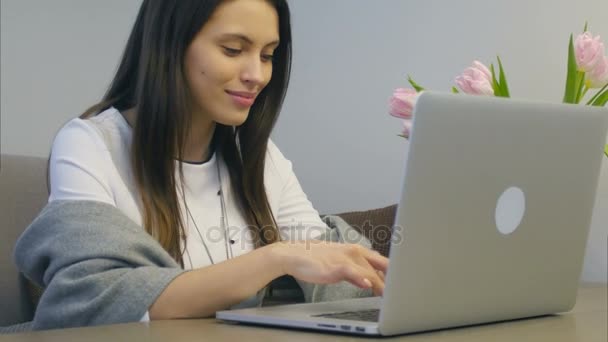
[219,33,280,47]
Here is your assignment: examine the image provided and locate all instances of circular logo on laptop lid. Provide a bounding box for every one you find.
[495,186,526,235]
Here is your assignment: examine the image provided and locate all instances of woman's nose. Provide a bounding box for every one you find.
[241,57,266,85]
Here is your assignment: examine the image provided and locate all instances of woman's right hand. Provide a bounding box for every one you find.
[269,240,389,296]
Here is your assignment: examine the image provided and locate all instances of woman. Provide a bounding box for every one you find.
[20,0,387,325]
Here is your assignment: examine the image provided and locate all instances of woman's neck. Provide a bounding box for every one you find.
[121,107,216,164]
[184,115,216,163]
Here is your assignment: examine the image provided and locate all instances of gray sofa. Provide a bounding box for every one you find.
[1,155,49,327]
[0,153,396,328]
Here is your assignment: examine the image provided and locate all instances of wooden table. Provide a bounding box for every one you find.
[3,285,606,341]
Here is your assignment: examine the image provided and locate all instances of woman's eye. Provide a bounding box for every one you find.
[223,47,241,56]
[261,54,274,63]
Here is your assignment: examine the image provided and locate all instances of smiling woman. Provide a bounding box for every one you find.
[12,0,388,330]
[80,0,293,272]
[184,0,281,128]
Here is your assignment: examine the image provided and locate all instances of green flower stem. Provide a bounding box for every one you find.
[580,85,589,101]
[586,83,608,105]
[574,71,586,103]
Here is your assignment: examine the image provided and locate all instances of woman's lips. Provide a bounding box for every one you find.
[226,90,256,107]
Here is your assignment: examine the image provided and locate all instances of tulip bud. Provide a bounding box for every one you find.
[401,119,413,139]
[389,88,418,119]
[455,61,494,96]
[575,32,605,72]
[586,55,608,89]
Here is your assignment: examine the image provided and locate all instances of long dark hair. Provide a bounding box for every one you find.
[80,0,292,266]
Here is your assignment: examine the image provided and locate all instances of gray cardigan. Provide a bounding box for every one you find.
[9,200,371,332]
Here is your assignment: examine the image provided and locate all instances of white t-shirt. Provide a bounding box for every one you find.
[49,107,328,319]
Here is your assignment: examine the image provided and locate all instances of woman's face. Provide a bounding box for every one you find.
[184,0,280,126]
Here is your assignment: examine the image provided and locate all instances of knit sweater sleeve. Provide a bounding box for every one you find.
[13,201,185,330]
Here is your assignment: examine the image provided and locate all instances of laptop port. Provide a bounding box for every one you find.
[355,326,365,332]
[317,324,336,328]
[340,325,351,331]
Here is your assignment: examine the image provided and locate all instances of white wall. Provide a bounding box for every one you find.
[2,0,607,283]
[1,0,143,156]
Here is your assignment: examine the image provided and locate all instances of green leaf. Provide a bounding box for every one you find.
[591,87,608,106]
[583,22,588,32]
[575,71,586,103]
[489,64,502,97]
[563,34,578,104]
[407,75,425,92]
[451,86,459,94]
[605,144,608,158]
[586,83,608,105]
[497,56,510,98]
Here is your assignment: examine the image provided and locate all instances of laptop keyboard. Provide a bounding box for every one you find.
[312,309,380,322]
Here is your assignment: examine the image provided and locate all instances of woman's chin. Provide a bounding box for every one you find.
[217,112,249,127]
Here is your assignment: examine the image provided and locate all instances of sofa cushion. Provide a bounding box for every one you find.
[334,204,397,257]
[0,154,49,326]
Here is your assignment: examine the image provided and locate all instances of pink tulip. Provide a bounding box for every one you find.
[455,61,494,96]
[401,119,413,138]
[389,88,418,119]
[575,32,605,72]
[586,55,608,89]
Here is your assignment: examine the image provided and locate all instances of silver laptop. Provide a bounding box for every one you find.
[216,91,608,336]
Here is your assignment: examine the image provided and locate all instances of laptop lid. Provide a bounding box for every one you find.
[216,92,607,336]
[377,91,608,335]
